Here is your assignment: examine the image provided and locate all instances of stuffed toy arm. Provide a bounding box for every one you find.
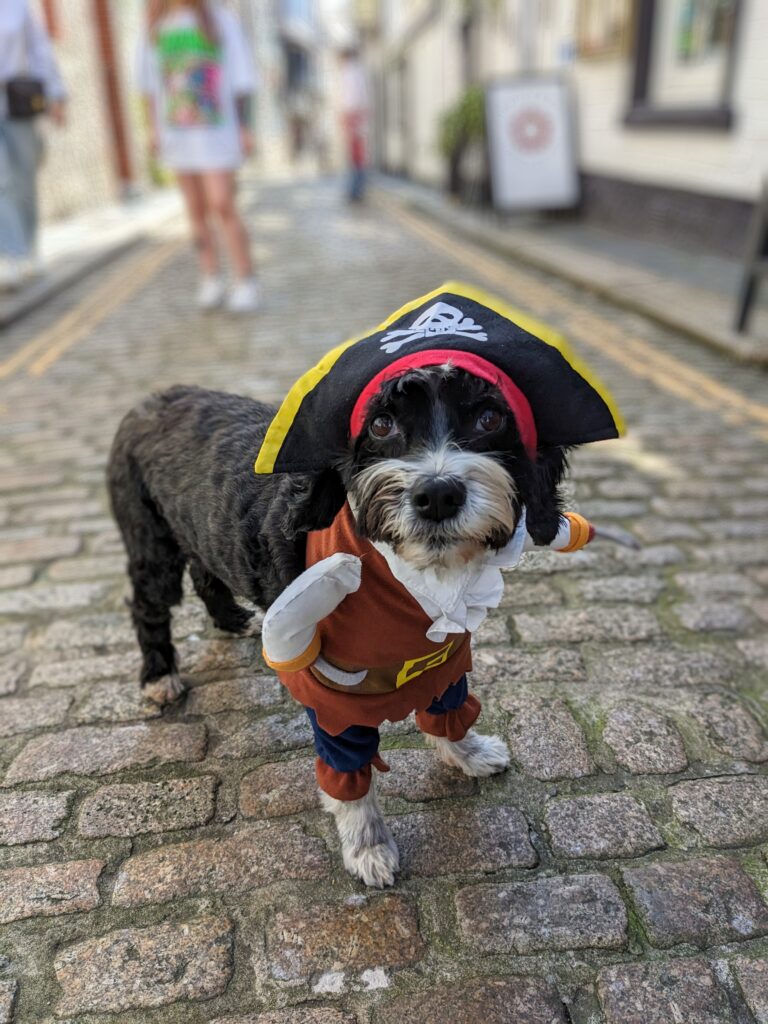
[526,511,640,553]
[550,511,595,552]
[262,553,362,672]
[522,511,594,553]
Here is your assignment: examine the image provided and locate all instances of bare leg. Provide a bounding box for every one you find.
[426,730,510,777]
[201,170,253,279]
[320,781,399,888]
[177,172,218,276]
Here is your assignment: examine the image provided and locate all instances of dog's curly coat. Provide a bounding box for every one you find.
[108,379,566,690]
[108,375,568,883]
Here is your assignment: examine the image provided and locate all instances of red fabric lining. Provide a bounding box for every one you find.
[315,753,390,801]
[416,693,481,741]
[349,349,538,458]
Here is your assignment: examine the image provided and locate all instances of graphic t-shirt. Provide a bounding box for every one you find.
[137,6,258,171]
[158,25,223,128]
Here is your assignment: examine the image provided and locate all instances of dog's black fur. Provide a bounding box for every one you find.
[108,376,567,689]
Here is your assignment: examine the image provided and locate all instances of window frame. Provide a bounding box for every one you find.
[625,0,741,130]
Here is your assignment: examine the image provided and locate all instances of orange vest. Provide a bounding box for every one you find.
[276,503,472,735]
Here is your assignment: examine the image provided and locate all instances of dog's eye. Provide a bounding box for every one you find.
[475,408,504,433]
[369,413,399,440]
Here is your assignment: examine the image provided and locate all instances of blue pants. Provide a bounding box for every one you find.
[348,164,365,202]
[0,119,42,258]
[307,675,470,774]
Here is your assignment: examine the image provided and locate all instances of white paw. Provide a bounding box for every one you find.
[244,609,264,637]
[428,730,510,778]
[143,672,187,706]
[342,835,400,888]
[320,785,400,887]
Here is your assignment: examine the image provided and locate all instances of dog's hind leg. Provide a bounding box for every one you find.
[127,534,187,706]
[425,731,510,777]
[189,560,253,635]
[109,459,187,706]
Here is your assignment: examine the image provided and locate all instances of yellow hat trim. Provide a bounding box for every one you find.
[254,280,624,474]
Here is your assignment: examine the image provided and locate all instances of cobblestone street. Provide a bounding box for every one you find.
[1,175,768,1022]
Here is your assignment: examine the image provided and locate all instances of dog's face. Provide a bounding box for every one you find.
[339,366,567,569]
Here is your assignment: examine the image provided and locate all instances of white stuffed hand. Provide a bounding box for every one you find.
[262,552,362,669]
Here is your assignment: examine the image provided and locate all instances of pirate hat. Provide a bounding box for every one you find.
[255,281,623,474]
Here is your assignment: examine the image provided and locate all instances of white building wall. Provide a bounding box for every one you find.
[408,10,465,182]
[373,0,767,202]
[570,0,766,200]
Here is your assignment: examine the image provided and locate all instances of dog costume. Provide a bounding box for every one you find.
[256,282,622,800]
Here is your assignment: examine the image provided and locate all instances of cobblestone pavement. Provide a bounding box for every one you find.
[0,176,767,1023]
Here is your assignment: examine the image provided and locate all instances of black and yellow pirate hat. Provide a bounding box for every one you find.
[255,281,623,475]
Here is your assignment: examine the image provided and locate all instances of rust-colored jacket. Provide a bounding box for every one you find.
[275,503,472,735]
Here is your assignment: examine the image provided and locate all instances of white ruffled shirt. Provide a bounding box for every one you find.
[372,510,535,643]
[261,508,576,681]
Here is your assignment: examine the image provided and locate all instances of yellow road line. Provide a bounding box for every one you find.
[0,239,183,380]
[28,241,182,376]
[378,194,768,433]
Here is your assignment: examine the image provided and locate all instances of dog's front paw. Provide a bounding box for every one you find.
[343,835,400,888]
[142,672,187,706]
[320,786,400,887]
[428,730,510,778]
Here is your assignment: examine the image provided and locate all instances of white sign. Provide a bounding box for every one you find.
[486,76,578,210]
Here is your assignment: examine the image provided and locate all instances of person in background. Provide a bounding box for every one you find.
[0,0,66,291]
[138,0,260,313]
[338,46,369,204]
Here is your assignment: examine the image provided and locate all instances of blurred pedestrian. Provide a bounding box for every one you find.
[338,46,369,204]
[138,0,260,312]
[0,0,67,291]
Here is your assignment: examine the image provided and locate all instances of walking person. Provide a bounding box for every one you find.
[338,46,369,204]
[138,0,260,312]
[0,0,67,291]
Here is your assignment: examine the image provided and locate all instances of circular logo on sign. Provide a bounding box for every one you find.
[510,107,552,151]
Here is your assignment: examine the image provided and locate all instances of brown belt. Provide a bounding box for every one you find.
[309,636,463,695]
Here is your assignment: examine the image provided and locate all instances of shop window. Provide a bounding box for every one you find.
[626,0,740,128]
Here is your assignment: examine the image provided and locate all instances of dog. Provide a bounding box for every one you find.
[107,365,579,887]
[107,281,626,888]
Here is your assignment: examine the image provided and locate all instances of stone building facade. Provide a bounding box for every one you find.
[367,0,767,255]
[33,0,148,223]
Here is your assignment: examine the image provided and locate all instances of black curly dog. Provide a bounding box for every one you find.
[107,380,567,703]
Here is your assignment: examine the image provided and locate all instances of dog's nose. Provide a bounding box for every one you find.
[412,478,467,522]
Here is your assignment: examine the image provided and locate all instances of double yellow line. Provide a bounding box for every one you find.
[379,194,768,438]
[0,238,183,380]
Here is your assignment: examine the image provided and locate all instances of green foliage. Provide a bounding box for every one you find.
[438,85,485,158]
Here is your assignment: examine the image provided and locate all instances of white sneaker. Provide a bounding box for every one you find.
[227,277,260,314]
[196,275,225,310]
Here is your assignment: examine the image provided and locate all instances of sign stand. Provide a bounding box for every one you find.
[485,75,578,212]
[735,180,768,334]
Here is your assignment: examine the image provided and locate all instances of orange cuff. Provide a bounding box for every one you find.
[262,630,321,672]
[316,754,390,801]
[557,512,595,553]
[416,694,481,741]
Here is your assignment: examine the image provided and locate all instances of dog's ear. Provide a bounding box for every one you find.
[284,468,347,536]
[516,446,570,546]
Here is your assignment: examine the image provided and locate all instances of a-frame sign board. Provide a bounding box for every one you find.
[735,179,768,334]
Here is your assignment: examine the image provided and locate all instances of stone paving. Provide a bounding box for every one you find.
[0,176,767,1022]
